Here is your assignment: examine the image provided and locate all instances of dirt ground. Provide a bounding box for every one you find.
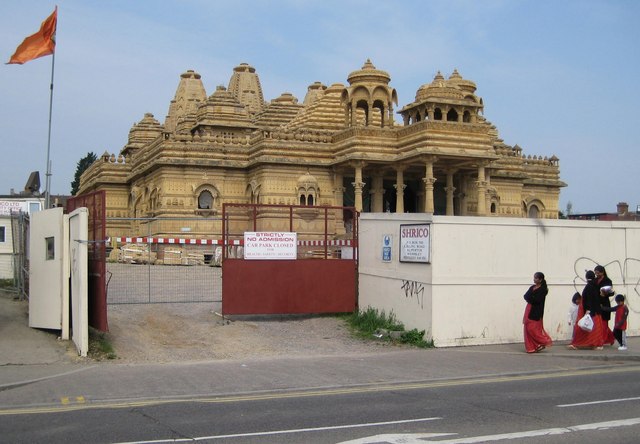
[105,303,396,363]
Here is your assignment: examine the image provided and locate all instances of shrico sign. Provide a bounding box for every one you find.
[399,224,430,263]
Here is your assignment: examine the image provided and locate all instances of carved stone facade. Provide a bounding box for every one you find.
[79,60,566,237]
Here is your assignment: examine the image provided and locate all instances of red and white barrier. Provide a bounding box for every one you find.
[108,237,353,247]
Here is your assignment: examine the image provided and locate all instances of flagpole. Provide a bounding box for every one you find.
[44,50,55,209]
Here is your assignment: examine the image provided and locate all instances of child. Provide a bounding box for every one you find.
[601,294,629,351]
[568,292,581,340]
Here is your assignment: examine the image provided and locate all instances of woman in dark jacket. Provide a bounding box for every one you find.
[523,271,553,353]
[594,265,615,346]
[568,270,605,349]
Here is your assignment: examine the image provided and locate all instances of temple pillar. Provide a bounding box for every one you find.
[333,171,346,234]
[352,162,365,212]
[476,163,487,216]
[370,172,384,212]
[422,159,436,213]
[333,172,345,207]
[393,166,406,213]
[445,169,457,216]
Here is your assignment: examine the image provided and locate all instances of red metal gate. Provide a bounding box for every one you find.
[67,190,108,331]
[221,203,358,315]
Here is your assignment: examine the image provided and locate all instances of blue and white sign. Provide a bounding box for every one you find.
[382,234,392,262]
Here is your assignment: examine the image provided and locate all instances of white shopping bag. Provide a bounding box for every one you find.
[577,313,594,332]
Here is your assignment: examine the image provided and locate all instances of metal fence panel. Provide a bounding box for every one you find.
[106,261,221,304]
[105,217,222,304]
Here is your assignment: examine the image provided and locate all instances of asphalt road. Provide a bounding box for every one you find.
[2,364,640,443]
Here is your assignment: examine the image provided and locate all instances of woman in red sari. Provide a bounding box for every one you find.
[568,270,604,350]
[523,272,553,353]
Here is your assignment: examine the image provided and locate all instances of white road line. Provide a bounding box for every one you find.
[119,417,640,444]
[340,418,640,443]
[558,396,640,408]
[114,417,442,443]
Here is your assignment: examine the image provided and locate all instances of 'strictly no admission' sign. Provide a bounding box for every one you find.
[399,224,430,263]
[244,232,297,260]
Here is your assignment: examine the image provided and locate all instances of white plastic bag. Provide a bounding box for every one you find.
[577,313,594,332]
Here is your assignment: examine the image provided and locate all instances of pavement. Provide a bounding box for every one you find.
[2,289,640,411]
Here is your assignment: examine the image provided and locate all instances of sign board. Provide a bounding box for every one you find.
[382,234,392,262]
[0,200,28,216]
[244,231,297,260]
[399,224,430,263]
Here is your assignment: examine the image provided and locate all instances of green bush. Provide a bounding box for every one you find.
[400,328,434,348]
[344,307,404,337]
[88,328,117,360]
[342,307,433,348]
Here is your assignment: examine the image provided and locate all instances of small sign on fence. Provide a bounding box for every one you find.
[244,232,297,260]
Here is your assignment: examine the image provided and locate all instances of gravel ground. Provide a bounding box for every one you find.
[105,303,398,363]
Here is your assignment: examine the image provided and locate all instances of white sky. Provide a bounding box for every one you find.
[1,0,638,214]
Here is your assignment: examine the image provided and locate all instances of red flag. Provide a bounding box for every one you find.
[7,6,57,65]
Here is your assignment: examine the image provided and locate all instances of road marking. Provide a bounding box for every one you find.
[60,396,86,406]
[558,396,640,408]
[114,417,640,444]
[1,365,639,416]
[114,418,444,443]
[338,418,640,443]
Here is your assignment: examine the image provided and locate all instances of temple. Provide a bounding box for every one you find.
[78,60,565,237]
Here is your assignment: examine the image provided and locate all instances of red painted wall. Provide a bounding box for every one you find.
[222,259,357,315]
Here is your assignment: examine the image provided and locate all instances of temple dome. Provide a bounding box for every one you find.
[193,85,254,129]
[303,81,327,106]
[122,113,163,156]
[297,171,318,189]
[347,59,391,86]
[164,70,207,133]
[447,69,477,93]
[227,63,265,115]
[415,70,474,102]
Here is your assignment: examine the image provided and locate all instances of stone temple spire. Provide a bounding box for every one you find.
[227,63,265,115]
[164,70,207,133]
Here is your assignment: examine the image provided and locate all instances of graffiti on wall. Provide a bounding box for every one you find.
[400,279,425,309]
[572,257,640,313]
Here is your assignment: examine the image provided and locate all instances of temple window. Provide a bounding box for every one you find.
[198,190,214,209]
[298,192,316,206]
[297,172,318,207]
[463,110,471,123]
[528,204,539,218]
[434,108,443,120]
[356,100,369,126]
[372,100,385,127]
[447,108,458,122]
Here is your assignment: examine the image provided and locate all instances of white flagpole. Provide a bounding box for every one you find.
[44,50,55,209]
